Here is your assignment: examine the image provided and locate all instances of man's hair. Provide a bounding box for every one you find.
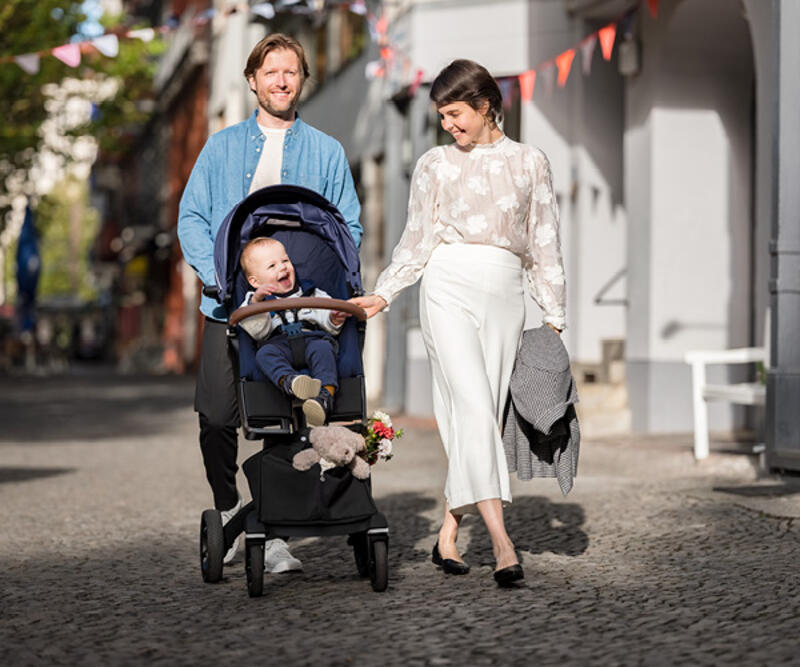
[240,237,285,275]
[243,33,310,81]
[430,59,503,124]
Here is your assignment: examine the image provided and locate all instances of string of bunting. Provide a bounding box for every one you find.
[2,0,657,104]
[0,1,377,74]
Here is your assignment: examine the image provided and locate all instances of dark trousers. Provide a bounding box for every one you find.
[256,331,338,391]
[195,318,240,512]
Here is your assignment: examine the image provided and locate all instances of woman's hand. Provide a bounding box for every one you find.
[350,294,387,319]
[546,322,562,335]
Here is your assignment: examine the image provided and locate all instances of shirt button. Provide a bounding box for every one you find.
[246,173,251,178]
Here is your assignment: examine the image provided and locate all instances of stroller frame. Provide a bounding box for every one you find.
[197,185,389,597]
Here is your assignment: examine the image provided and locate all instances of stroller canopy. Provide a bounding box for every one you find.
[213,184,362,306]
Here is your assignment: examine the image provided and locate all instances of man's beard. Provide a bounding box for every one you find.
[257,87,300,119]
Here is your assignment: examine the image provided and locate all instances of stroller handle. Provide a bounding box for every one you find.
[229,297,367,326]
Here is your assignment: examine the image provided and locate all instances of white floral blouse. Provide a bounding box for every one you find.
[373,135,567,330]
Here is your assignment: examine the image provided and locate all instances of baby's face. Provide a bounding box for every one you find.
[247,242,296,293]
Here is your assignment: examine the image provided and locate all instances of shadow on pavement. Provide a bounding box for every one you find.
[0,466,75,484]
[464,495,589,566]
[0,373,195,443]
[713,482,800,497]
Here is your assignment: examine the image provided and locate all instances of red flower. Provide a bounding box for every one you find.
[372,421,394,439]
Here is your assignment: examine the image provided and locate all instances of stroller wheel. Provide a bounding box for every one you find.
[245,542,265,598]
[348,533,369,578]
[369,540,388,592]
[200,509,224,583]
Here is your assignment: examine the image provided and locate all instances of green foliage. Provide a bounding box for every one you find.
[34,177,99,302]
[0,2,163,222]
[0,2,83,169]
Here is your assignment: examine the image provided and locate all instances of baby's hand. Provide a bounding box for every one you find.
[330,310,349,326]
[252,284,273,302]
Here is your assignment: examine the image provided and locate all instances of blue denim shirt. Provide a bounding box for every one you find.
[178,111,362,321]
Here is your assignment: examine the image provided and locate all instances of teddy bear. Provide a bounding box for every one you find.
[292,425,371,480]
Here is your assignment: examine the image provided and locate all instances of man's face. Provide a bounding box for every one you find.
[246,241,296,294]
[247,48,303,120]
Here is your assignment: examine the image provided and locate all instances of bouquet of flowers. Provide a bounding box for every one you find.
[360,410,403,465]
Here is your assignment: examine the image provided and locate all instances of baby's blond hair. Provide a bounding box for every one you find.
[240,237,285,276]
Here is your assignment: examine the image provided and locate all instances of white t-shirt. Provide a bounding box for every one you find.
[248,125,286,194]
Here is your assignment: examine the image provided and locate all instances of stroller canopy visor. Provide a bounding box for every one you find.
[213,185,361,306]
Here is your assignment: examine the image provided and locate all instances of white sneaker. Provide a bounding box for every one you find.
[263,538,303,573]
[220,495,242,565]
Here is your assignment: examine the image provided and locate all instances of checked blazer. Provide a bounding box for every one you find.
[502,325,580,495]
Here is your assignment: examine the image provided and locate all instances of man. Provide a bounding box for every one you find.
[177,33,362,573]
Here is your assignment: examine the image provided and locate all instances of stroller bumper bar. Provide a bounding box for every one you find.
[229,297,367,327]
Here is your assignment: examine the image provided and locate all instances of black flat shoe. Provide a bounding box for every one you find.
[493,563,524,586]
[432,542,470,575]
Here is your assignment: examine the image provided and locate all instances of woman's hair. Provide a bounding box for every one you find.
[243,33,310,82]
[430,59,503,124]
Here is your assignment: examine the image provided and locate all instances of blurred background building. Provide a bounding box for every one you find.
[4,0,798,468]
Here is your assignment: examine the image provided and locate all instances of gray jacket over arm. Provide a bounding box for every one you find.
[502,325,580,495]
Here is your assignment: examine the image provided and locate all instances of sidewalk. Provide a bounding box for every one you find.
[1,372,798,665]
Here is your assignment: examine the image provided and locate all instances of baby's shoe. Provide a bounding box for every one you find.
[284,374,321,400]
[302,388,333,427]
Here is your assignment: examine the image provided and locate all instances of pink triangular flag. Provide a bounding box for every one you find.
[52,43,81,67]
[540,63,555,97]
[519,70,536,102]
[556,49,575,87]
[92,34,119,58]
[580,34,597,75]
[14,53,40,74]
[598,23,617,61]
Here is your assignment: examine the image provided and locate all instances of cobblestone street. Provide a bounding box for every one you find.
[1,372,798,666]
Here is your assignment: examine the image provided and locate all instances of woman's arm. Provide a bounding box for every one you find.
[370,150,440,310]
[524,150,566,332]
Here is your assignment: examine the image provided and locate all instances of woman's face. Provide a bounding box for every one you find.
[437,100,489,147]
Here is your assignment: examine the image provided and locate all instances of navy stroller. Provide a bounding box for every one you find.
[198,185,389,597]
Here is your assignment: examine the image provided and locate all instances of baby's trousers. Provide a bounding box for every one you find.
[256,331,338,391]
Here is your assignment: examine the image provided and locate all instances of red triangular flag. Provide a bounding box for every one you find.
[648,0,659,18]
[556,49,575,87]
[580,34,597,75]
[52,43,81,67]
[519,70,536,102]
[598,23,617,61]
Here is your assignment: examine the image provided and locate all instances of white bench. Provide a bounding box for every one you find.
[684,347,766,460]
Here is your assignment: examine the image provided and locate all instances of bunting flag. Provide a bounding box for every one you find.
[540,63,555,97]
[556,48,575,86]
[251,3,276,19]
[598,23,617,61]
[519,69,536,102]
[14,53,40,74]
[365,60,384,80]
[128,27,155,42]
[648,0,659,18]
[498,77,514,109]
[580,34,597,75]
[349,0,367,15]
[52,43,81,67]
[409,68,424,95]
[92,34,119,58]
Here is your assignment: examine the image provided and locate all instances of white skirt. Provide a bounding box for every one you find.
[420,243,525,513]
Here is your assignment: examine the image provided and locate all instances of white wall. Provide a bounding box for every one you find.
[625,0,755,432]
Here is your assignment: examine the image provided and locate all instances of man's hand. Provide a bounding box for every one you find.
[251,284,274,302]
[349,295,387,319]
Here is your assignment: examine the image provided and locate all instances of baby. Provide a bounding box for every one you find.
[238,237,348,426]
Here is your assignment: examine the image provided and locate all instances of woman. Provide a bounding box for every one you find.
[353,59,566,586]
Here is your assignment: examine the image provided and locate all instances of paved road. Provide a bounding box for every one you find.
[1,372,798,665]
